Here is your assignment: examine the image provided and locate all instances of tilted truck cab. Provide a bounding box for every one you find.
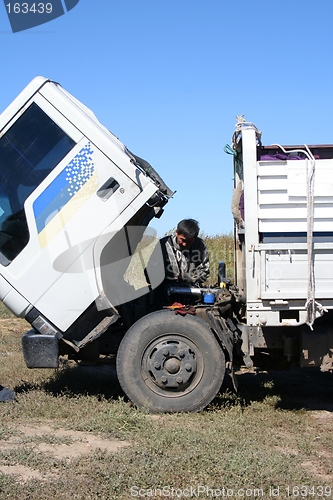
[0,82,332,413]
[0,77,172,369]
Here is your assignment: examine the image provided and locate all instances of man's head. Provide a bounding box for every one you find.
[176,219,200,249]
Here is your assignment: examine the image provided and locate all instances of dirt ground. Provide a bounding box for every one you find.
[2,367,333,486]
[0,424,131,483]
[1,412,332,485]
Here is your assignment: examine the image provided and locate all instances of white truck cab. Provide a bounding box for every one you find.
[0,77,172,367]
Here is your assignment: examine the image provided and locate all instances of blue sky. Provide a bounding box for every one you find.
[1,0,333,236]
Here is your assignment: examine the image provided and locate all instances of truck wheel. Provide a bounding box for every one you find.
[116,310,225,412]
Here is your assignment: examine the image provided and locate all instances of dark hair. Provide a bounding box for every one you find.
[177,219,199,239]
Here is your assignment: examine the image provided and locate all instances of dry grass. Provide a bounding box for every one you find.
[1,315,333,499]
[203,232,234,284]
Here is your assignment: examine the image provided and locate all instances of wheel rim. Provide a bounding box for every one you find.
[141,334,204,397]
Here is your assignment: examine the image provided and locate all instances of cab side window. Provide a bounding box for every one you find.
[0,103,75,264]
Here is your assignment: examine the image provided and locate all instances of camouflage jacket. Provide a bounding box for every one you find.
[159,234,210,286]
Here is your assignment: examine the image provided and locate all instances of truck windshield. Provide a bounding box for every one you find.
[0,102,75,264]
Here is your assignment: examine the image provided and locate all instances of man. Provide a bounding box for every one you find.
[147,219,209,308]
[160,219,209,287]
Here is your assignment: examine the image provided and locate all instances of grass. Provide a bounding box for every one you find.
[0,316,333,499]
[0,302,15,319]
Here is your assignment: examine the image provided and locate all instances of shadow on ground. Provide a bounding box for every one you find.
[216,365,333,412]
[15,360,124,401]
[14,358,333,412]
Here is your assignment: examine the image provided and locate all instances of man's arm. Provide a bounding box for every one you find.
[184,239,210,285]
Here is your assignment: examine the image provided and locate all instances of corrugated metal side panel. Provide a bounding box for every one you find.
[258,159,333,233]
[257,158,333,300]
[260,247,333,299]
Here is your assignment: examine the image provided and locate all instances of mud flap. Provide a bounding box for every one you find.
[206,310,239,392]
[226,361,238,391]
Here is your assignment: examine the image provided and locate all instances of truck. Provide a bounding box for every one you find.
[0,78,332,413]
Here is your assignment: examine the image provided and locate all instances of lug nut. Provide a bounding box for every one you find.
[185,364,192,372]
[154,362,161,370]
[161,376,168,384]
[162,348,169,356]
[176,377,183,384]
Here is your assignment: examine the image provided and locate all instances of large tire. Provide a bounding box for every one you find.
[116,310,225,412]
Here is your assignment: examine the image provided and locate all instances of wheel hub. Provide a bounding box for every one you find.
[145,339,197,389]
[164,357,181,374]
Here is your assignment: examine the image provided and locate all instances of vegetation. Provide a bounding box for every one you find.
[0,318,333,498]
[202,232,234,284]
[0,302,15,319]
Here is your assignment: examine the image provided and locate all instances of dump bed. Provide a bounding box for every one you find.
[232,122,333,328]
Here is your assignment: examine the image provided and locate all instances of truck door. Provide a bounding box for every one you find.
[0,92,141,331]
